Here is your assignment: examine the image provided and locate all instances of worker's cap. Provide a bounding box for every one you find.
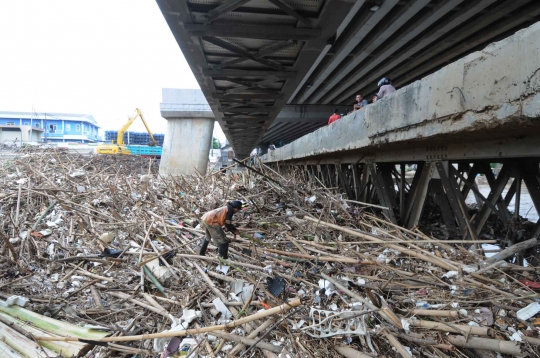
[230,200,247,209]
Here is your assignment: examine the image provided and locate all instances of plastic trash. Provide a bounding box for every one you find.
[213,297,233,324]
[517,302,540,321]
[267,276,285,297]
[5,295,29,307]
[302,308,368,338]
[39,229,52,237]
[161,337,180,358]
[99,232,114,244]
[318,279,334,296]
[101,248,122,258]
[153,310,201,352]
[216,264,230,275]
[179,338,197,356]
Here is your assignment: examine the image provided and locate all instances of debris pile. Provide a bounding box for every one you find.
[0,148,539,357]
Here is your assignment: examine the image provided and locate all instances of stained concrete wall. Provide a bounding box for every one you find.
[159,117,214,176]
[264,21,540,163]
[159,88,215,176]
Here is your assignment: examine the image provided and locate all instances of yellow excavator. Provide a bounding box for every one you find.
[97,108,161,156]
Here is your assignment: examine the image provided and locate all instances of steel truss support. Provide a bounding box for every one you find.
[336,163,354,200]
[368,163,397,224]
[473,163,513,235]
[405,162,433,229]
[269,159,540,264]
[431,179,459,238]
[435,161,473,237]
[520,160,540,238]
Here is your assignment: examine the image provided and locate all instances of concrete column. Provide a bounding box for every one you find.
[159,89,215,176]
[159,117,214,176]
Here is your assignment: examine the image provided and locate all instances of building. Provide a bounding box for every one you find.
[0,111,101,143]
[209,148,220,163]
[215,142,234,170]
[0,125,43,144]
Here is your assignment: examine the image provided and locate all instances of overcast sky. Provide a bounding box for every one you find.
[0,0,226,142]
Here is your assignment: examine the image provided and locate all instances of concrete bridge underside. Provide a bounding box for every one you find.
[157,0,540,158]
[261,22,540,262]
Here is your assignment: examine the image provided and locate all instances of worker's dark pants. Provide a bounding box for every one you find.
[198,221,230,259]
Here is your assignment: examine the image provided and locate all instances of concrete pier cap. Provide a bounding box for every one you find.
[159,88,215,176]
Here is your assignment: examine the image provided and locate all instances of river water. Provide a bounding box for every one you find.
[465,182,538,223]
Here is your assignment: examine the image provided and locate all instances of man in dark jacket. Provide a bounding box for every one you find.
[198,201,244,259]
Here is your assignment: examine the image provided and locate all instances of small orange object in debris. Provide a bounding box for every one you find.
[30,231,43,239]
[260,301,271,309]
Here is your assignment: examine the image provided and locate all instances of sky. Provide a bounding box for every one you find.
[0,0,226,143]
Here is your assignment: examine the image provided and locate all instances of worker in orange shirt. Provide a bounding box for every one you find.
[198,201,246,259]
[328,109,341,125]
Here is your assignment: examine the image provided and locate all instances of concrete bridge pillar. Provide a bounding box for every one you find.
[159,89,215,176]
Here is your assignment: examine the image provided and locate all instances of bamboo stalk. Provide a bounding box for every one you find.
[523,336,540,345]
[212,332,282,353]
[320,273,402,329]
[446,335,522,355]
[409,320,491,336]
[0,230,18,261]
[334,346,373,358]
[337,239,497,244]
[305,216,457,271]
[486,238,538,264]
[176,254,269,273]
[227,319,275,356]
[108,292,169,318]
[343,198,389,210]
[14,184,21,225]
[257,247,361,263]
[382,329,412,357]
[34,298,301,342]
[137,248,175,267]
[76,270,115,283]
[294,239,338,250]
[410,309,458,318]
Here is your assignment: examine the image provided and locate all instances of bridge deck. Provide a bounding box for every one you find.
[263,22,540,164]
[157,0,540,156]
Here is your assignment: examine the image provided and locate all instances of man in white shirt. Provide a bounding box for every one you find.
[373,77,396,103]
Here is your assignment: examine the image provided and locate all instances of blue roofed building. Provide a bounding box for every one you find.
[0,111,101,143]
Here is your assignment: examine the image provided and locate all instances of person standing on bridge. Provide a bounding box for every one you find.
[353,94,368,111]
[328,109,341,124]
[373,77,396,103]
[198,200,246,259]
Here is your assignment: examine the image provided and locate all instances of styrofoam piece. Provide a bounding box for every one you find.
[213,297,233,324]
[230,281,254,302]
[145,258,172,284]
[517,302,540,321]
[216,264,229,275]
[318,279,335,296]
[302,308,368,338]
[5,296,29,307]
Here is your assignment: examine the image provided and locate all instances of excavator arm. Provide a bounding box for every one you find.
[136,109,158,146]
[117,108,157,146]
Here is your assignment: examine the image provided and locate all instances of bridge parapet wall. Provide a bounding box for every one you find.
[264,22,540,163]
